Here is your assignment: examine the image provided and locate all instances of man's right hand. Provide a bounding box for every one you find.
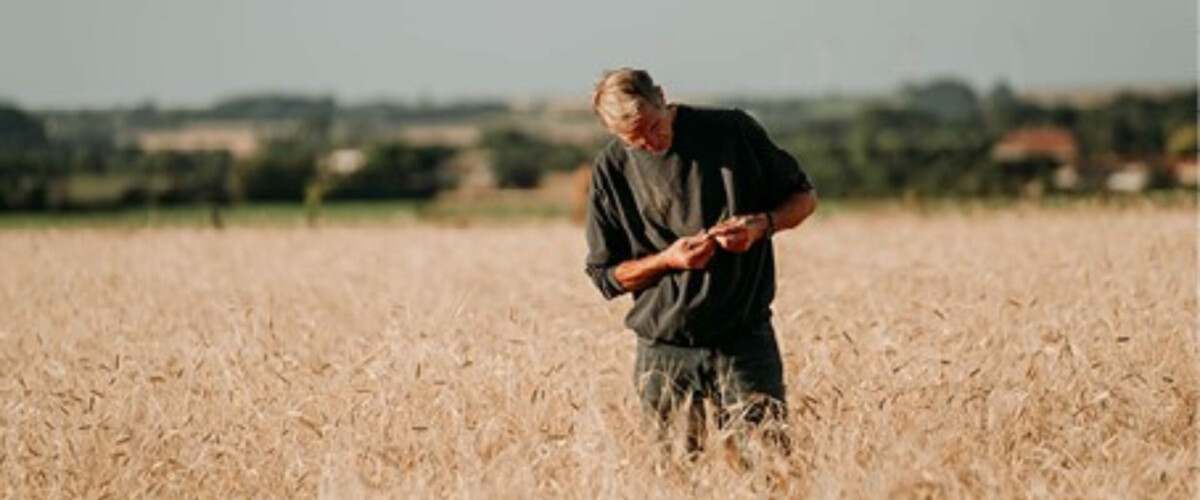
[660,233,717,270]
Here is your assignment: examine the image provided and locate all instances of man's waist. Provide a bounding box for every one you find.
[628,306,772,348]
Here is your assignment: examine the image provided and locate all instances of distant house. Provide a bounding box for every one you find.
[991,127,1080,194]
[138,124,263,160]
[992,127,1078,164]
[1169,157,1198,187]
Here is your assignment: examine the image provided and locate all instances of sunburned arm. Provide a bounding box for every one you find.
[612,253,672,293]
[613,233,716,293]
[768,189,817,234]
[709,189,818,252]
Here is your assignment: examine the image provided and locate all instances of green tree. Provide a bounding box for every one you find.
[0,105,48,150]
[984,81,1020,134]
[240,139,320,201]
[902,78,982,124]
[847,106,937,195]
[330,142,455,200]
[0,105,51,209]
[1166,125,1197,157]
[482,127,586,189]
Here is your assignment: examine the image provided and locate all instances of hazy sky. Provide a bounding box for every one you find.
[1,0,1195,108]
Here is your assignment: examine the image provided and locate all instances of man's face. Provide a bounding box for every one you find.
[608,104,672,154]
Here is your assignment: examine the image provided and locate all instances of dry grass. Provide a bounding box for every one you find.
[0,205,1196,499]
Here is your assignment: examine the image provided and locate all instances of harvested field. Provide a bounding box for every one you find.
[1,205,1196,498]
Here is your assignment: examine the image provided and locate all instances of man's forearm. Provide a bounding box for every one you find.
[612,252,672,293]
[768,190,817,234]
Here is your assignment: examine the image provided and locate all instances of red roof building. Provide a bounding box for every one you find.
[991,127,1079,164]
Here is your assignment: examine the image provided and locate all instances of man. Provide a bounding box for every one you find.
[584,68,817,453]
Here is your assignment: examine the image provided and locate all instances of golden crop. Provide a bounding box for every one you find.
[1,205,1195,498]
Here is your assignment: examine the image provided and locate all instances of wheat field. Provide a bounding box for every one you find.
[1,204,1196,499]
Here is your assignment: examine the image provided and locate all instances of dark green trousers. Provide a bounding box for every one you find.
[634,320,788,452]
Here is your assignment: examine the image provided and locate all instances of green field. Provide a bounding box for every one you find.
[0,199,576,229]
[0,191,1193,229]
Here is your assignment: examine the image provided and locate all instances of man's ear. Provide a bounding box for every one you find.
[653,86,666,107]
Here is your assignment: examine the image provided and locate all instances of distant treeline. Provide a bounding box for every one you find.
[0,129,461,210]
[0,96,587,210]
[1,79,1196,211]
[729,80,1197,197]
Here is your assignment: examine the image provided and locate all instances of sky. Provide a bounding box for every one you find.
[1,0,1195,108]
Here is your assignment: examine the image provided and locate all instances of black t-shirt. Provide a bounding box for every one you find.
[584,105,813,346]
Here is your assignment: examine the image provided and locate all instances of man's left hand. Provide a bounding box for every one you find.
[707,214,770,253]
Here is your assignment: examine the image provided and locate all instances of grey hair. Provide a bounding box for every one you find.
[590,68,665,131]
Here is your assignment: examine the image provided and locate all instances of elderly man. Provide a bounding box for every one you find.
[584,68,817,453]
